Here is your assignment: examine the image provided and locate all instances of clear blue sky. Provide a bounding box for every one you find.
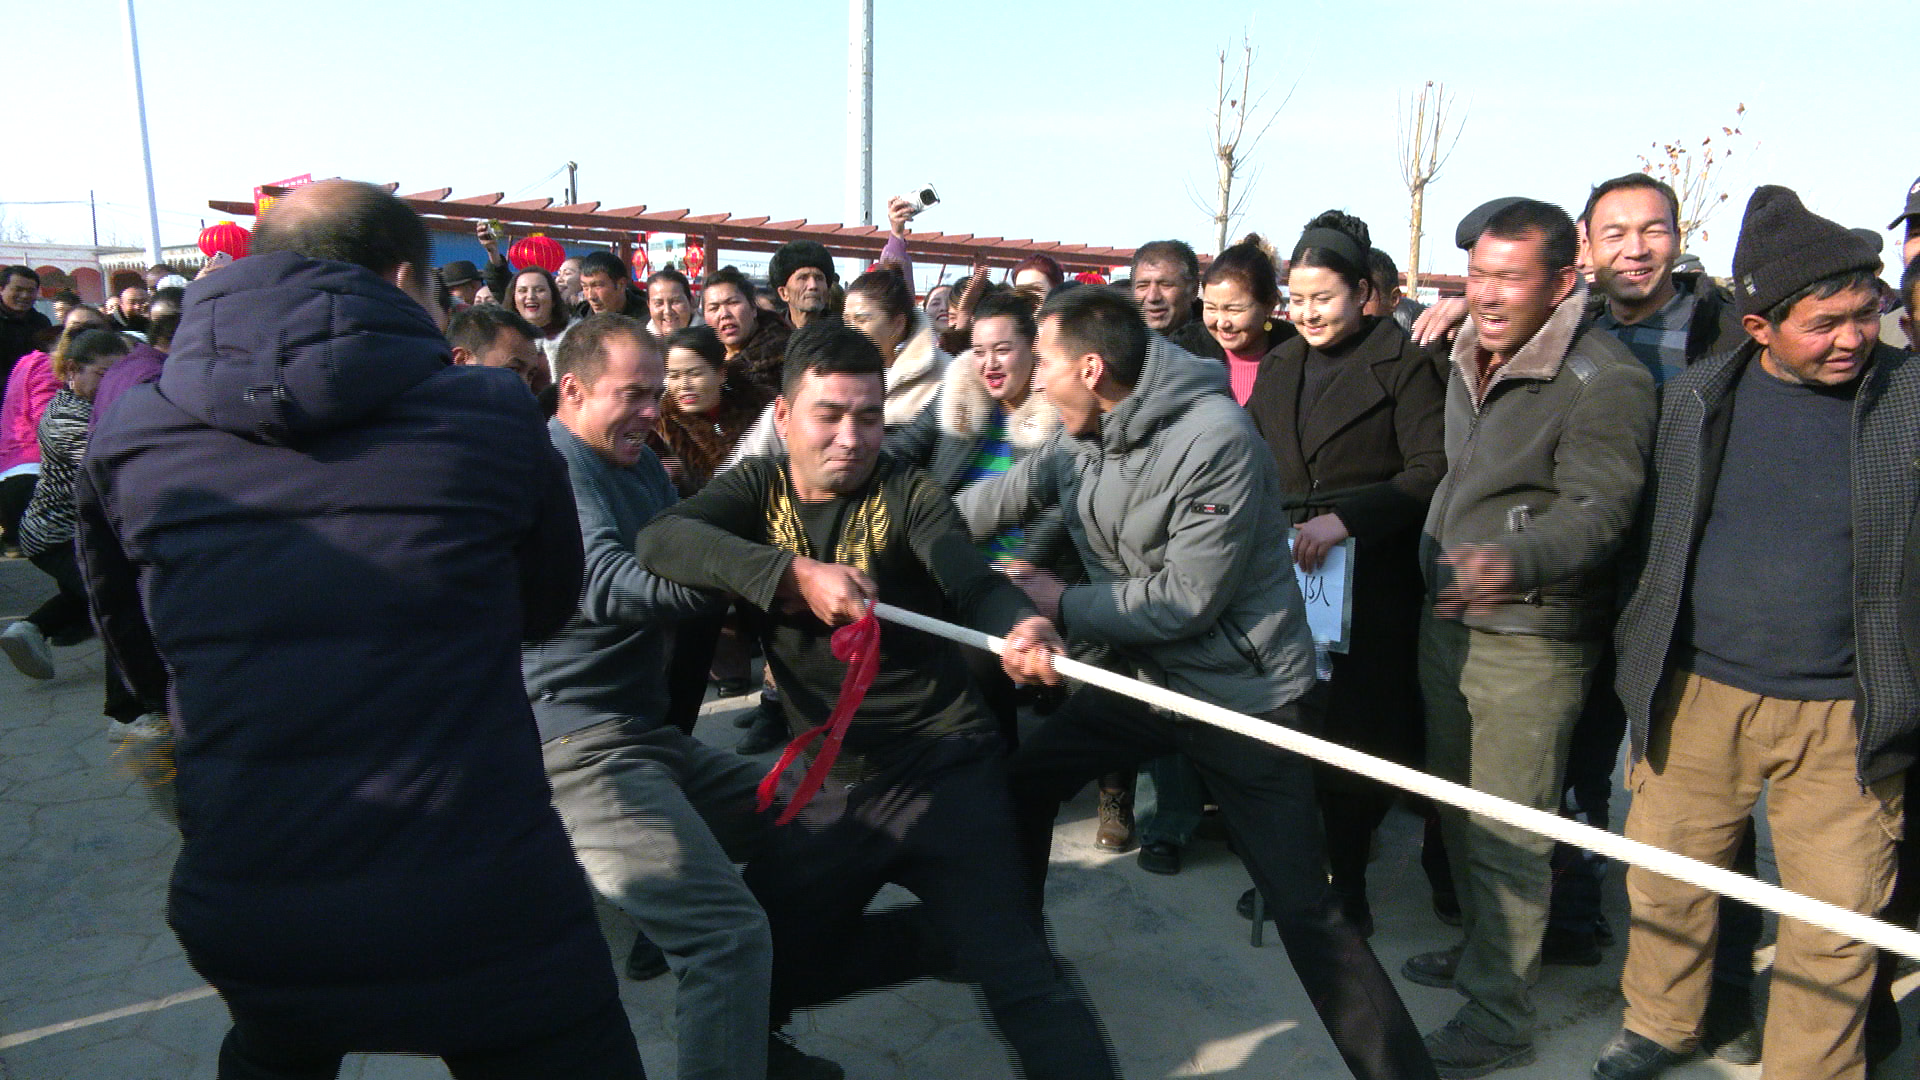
[8,0,1915,281]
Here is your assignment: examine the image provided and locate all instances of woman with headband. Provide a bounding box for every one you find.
[1239,211,1447,936]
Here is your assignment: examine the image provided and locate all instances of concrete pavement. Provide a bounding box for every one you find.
[1,556,1911,1078]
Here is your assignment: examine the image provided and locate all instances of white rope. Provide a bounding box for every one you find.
[873,603,1920,964]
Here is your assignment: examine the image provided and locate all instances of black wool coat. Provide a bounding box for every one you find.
[1243,315,1447,770]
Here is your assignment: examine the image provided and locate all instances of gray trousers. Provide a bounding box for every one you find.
[543,718,772,1080]
[1419,615,1600,1045]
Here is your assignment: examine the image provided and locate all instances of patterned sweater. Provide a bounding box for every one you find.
[19,388,89,557]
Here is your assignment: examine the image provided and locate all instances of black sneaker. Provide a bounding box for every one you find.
[624,931,668,981]
[1402,943,1463,989]
[767,1030,843,1080]
[1590,1028,1691,1080]
[1424,1019,1534,1079]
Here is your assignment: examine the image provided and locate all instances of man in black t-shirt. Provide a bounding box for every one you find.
[635,321,1118,1080]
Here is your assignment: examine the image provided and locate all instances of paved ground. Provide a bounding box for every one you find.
[1,555,1913,1079]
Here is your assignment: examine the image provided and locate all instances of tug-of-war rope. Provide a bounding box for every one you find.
[871,603,1920,964]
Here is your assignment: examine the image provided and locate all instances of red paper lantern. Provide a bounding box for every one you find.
[683,240,705,281]
[1074,270,1108,286]
[198,221,251,260]
[630,232,653,281]
[509,233,565,274]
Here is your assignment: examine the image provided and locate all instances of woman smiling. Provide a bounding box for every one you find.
[1239,210,1447,935]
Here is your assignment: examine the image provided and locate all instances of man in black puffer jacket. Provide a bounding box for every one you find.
[75,181,645,1078]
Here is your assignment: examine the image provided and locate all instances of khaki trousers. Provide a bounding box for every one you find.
[1621,671,1903,1080]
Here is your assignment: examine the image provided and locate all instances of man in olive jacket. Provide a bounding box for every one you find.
[1406,199,1656,1077]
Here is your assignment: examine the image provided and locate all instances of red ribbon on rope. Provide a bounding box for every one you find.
[755,608,881,825]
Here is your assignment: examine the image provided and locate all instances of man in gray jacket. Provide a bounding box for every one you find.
[526,313,839,1080]
[1404,199,1656,1077]
[961,287,1435,1080]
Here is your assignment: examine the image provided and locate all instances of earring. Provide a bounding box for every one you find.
[1263,320,1274,333]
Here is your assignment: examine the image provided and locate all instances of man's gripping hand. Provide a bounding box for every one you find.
[778,556,877,626]
[1002,616,1065,688]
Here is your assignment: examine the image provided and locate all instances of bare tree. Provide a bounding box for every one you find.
[1191,35,1291,255]
[0,207,34,244]
[1639,104,1747,250]
[1397,81,1467,295]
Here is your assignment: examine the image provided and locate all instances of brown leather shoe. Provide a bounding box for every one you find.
[1094,784,1136,852]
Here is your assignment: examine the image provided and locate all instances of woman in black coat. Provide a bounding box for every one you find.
[1242,211,1447,933]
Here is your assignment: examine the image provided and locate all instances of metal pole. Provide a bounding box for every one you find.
[845,0,873,225]
[89,190,99,248]
[565,162,578,206]
[120,0,163,266]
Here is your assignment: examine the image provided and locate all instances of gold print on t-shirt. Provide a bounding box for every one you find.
[765,464,891,575]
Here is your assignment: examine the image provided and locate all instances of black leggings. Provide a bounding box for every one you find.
[26,542,92,640]
[0,473,34,547]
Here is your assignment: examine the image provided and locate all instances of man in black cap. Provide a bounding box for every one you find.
[1890,174,1920,271]
[767,240,837,329]
[439,260,485,308]
[1406,197,1655,1078]
[1591,185,1917,1080]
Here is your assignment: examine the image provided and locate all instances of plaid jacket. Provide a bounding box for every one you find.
[1616,339,1920,782]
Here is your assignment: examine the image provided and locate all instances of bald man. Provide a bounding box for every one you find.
[76,180,647,1078]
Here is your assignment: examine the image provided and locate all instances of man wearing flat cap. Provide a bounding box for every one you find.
[1405,197,1656,1078]
[1591,185,1920,1080]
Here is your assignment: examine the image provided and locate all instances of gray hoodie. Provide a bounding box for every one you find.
[959,337,1317,715]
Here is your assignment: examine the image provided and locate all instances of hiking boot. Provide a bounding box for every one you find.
[767,1030,843,1080]
[1402,943,1464,988]
[1590,1028,1691,1080]
[1094,784,1135,853]
[1,620,54,680]
[624,930,668,981]
[1424,1019,1534,1079]
[108,715,178,824]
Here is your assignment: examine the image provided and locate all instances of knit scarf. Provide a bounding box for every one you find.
[755,465,889,824]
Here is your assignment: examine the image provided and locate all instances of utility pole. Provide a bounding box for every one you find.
[845,0,873,225]
[120,0,163,266]
[89,190,100,248]
[565,161,578,206]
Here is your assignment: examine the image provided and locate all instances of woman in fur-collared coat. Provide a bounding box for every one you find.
[889,286,1065,747]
